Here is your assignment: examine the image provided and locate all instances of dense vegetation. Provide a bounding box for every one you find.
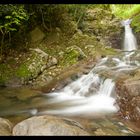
[0,4,140,86]
[1,4,140,56]
[0,4,110,58]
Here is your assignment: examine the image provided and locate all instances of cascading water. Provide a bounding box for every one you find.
[121,19,139,68]
[39,74,117,116]
[122,19,138,51]
[30,19,138,117]
[37,19,139,117]
[38,59,120,116]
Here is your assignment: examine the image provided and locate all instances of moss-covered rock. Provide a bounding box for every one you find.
[60,45,87,67]
[0,48,58,86]
[15,48,58,85]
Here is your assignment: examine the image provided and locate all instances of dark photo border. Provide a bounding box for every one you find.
[0,0,140,4]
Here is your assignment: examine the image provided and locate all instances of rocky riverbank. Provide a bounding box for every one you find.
[0,114,139,136]
[0,5,140,136]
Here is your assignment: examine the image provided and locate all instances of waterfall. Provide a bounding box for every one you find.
[122,19,138,51]
[98,79,115,96]
[40,76,117,116]
[38,23,139,116]
[120,19,138,68]
[19,19,139,117]
[39,62,118,116]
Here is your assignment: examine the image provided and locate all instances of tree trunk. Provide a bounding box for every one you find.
[0,32,5,62]
[39,7,49,31]
[9,32,11,44]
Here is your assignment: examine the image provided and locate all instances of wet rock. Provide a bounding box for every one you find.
[0,118,13,136]
[40,58,96,93]
[109,33,124,49]
[13,115,90,136]
[71,74,79,81]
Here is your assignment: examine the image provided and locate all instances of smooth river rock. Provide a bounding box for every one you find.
[0,118,13,136]
[13,115,90,136]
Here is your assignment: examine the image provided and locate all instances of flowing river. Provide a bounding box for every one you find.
[0,19,140,135]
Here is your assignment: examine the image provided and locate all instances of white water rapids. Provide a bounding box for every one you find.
[37,19,139,117]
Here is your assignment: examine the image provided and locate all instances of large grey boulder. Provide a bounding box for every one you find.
[13,115,90,136]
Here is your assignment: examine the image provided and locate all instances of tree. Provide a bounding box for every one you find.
[0,4,28,60]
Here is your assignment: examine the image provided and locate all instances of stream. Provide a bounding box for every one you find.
[0,19,140,135]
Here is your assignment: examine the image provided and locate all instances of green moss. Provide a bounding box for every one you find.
[59,48,81,67]
[16,64,30,78]
[15,53,36,80]
[0,64,15,84]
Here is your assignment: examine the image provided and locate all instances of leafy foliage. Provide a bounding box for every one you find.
[0,4,29,59]
[110,4,140,32]
[0,4,28,35]
[110,4,140,19]
[1,3,140,59]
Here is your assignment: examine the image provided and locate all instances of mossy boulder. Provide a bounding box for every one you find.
[15,48,57,85]
[59,45,86,67]
[0,48,58,87]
